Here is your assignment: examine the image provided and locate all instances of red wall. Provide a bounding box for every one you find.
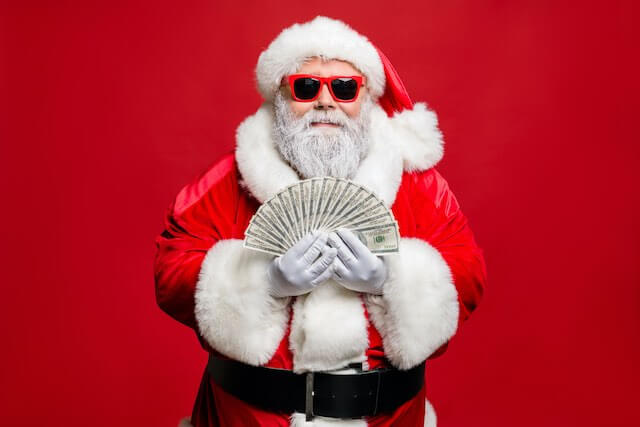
[2,1,638,426]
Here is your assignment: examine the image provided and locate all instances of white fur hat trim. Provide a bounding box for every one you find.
[256,16,385,101]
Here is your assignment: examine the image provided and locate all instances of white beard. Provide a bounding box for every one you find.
[272,91,373,179]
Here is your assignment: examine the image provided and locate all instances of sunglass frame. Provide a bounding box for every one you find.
[287,74,364,103]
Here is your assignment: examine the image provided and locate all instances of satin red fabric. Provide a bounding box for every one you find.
[153,153,486,426]
[374,46,415,117]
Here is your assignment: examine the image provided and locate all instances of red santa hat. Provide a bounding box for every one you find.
[254,16,444,173]
[256,16,414,117]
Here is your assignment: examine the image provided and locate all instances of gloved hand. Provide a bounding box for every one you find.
[328,228,387,295]
[267,231,337,298]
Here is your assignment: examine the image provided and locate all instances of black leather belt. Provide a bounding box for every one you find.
[207,354,425,420]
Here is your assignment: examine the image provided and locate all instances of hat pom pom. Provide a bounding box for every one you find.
[389,102,444,172]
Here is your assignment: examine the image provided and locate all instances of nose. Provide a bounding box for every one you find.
[314,82,336,110]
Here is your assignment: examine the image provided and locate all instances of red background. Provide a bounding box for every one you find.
[1,1,639,426]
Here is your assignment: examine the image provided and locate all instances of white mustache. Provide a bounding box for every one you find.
[301,110,350,127]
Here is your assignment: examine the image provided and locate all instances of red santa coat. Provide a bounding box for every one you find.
[154,102,486,427]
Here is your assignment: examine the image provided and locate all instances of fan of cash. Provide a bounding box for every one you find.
[243,177,400,256]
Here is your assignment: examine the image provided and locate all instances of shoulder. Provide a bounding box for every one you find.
[399,168,461,217]
[172,151,240,218]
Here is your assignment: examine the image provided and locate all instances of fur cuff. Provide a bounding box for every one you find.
[365,238,459,370]
[194,239,290,366]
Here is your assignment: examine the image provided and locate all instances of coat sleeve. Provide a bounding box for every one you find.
[364,168,487,369]
[153,156,236,330]
[153,155,290,365]
[415,170,486,324]
[415,169,486,357]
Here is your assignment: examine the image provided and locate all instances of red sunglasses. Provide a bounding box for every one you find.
[287,74,364,103]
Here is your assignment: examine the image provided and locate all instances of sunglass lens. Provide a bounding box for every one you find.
[293,77,320,100]
[331,78,358,100]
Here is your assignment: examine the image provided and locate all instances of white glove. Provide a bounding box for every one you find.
[328,228,387,295]
[267,231,337,298]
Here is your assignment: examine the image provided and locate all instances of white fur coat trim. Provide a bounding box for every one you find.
[235,101,443,208]
[289,281,369,374]
[365,238,459,370]
[290,414,367,427]
[194,239,290,365]
[256,16,385,101]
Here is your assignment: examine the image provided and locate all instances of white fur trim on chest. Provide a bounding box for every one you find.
[289,280,369,374]
[235,101,443,207]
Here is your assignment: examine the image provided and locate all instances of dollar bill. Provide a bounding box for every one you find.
[275,190,299,241]
[299,181,309,236]
[243,234,286,256]
[347,211,396,229]
[314,177,337,231]
[253,211,293,248]
[246,220,289,252]
[351,222,400,254]
[287,184,304,241]
[244,223,287,252]
[244,177,401,256]
[325,192,380,230]
[320,182,362,231]
[318,179,348,230]
[329,199,388,230]
[257,201,296,247]
[307,178,323,234]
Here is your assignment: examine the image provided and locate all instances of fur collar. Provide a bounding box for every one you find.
[235,101,444,207]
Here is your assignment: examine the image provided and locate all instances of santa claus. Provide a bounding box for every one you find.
[154,16,486,427]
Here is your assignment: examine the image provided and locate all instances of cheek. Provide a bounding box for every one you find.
[340,101,362,119]
[289,100,313,117]
[340,90,366,118]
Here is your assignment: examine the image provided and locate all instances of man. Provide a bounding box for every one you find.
[154,16,486,427]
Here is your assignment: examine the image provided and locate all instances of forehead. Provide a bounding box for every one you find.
[296,57,362,76]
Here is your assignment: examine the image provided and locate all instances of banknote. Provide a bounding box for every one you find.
[345,211,396,229]
[250,211,290,245]
[244,177,400,256]
[316,180,349,230]
[320,182,362,231]
[329,197,386,229]
[245,221,290,250]
[351,222,400,254]
[325,192,381,230]
[307,178,323,234]
[243,234,286,256]
[299,181,309,236]
[287,184,304,241]
[257,202,296,247]
[314,177,337,231]
[275,190,300,241]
